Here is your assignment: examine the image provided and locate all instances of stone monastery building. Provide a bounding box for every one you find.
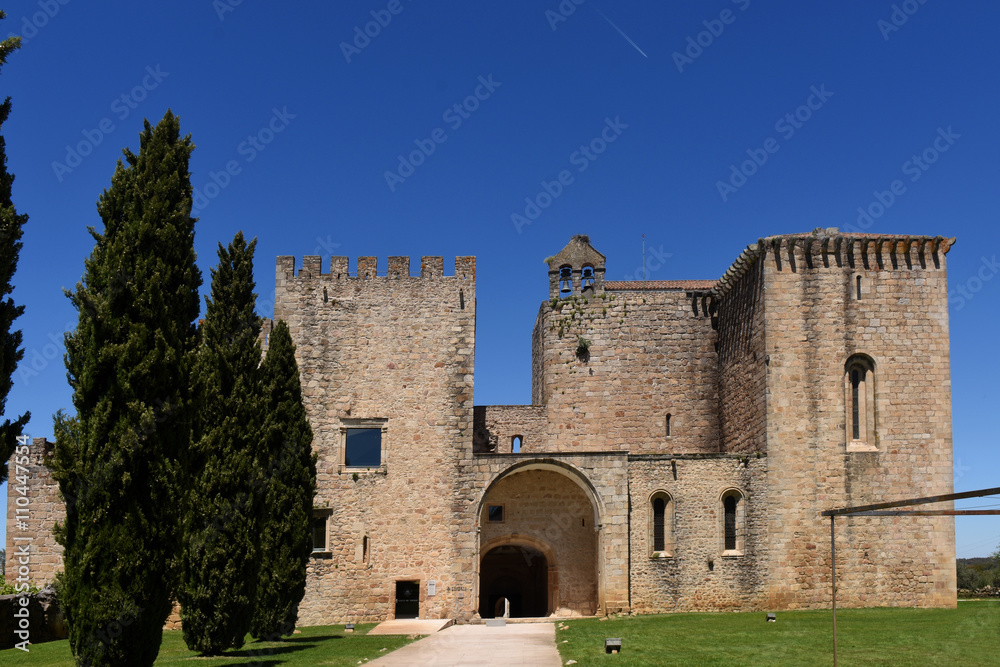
[7,230,958,625]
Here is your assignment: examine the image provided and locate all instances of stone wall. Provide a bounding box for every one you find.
[756,235,956,609]
[479,468,598,615]
[716,259,768,454]
[469,453,631,615]
[532,289,720,455]
[628,454,769,613]
[473,405,547,454]
[5,439,63,587]
[275,255,479,625]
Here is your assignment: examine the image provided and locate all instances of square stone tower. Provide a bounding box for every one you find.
[713,231,957,609]
[274,254,478,623]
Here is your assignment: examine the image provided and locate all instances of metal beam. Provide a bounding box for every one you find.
[822,486,1000,516]
[848,510,1000,516]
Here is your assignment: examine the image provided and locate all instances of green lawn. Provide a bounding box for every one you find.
[1,624,418,666]
[556,601,1000,666]
[5,603,998,665]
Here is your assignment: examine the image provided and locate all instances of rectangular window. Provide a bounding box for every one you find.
[488,504,504,522]
[312,515,328,552]
[345,428,382,467]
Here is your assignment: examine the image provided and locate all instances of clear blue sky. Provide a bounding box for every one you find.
[0,1,997,558]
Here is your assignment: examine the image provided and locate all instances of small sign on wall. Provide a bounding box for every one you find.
[427,580,437,596]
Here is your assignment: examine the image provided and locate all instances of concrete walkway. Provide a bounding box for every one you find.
[367,622,562,666]
[368,618,454,635]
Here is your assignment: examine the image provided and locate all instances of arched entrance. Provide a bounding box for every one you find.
[477,462,602,617]
[479,544,548,618]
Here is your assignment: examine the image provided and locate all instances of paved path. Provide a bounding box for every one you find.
[368,618,454,635]
[367,622,562,667]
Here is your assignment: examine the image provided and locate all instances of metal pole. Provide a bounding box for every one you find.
[831,515,837,667]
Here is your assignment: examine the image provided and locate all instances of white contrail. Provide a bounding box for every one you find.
[591,4,648,58]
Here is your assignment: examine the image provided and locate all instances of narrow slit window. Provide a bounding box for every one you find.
[362,536,370,563]
[653,497,666,552]
[856,275,862,300]
[649,492,673,557]
[724,495,738,551]
[845,355,876,449]
[851,370,861,440]
[666,413,672,437]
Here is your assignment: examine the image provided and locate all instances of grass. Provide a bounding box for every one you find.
[555,601,1000,666]
[0,623,419,666]
[5,603,999,665]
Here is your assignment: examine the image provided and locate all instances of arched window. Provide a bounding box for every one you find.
[511,435,523,453]
[648,491,674,557]
[581,265,595,291]
[720,489,746,555]
[559,265,573,297]
[845,355,876,451]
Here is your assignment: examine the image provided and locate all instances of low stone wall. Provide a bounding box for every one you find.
[0,586,67,650]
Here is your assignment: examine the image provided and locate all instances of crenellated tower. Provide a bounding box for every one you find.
[274,254,478,624]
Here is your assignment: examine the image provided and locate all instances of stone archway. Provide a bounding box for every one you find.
[479,544,549,618]
[477,464,601,617]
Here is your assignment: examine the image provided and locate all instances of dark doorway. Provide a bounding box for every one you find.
[479,545,548,618]
[395,580,419,619]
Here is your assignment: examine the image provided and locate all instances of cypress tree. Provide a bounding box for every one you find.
[53,111,201,666]
[178,232,264,654]
[251,320,316,640]
[0,20,29,485]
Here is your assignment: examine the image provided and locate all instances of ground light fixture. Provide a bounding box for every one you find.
[605,638,622,654]
[766,613,776,622]
[345,623,355,633]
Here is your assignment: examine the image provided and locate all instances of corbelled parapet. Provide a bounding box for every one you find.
[710,228,956,303]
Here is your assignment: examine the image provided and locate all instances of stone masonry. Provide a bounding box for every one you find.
[5,229,958,625]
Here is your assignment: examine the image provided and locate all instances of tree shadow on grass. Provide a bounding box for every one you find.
[223,642,315,658]
[266,634,344,643]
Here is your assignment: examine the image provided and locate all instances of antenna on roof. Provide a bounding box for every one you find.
[642,234,646,281]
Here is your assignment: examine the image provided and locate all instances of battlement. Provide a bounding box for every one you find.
[276,255,476,283]
[711,229,955,302]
